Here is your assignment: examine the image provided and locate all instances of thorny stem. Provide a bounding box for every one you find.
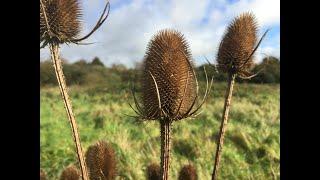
[160,119,171,180]
[49,44,89,180]
[211,73,236,180]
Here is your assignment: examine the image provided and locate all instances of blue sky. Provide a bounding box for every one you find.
[40,0,280,67]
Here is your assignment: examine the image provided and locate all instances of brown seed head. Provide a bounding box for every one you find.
[60,165,80,180]
[217,12,258,75]
[40,0,81,45]
[40,169,47,180]
[146,163,161,180]
[178,164,198,180]
[141,29,197,121]
[85,141,117,180]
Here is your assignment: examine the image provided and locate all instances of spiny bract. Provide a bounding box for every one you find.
[141,29,197,121]
[217,12,258,76]
[40,0,81,45]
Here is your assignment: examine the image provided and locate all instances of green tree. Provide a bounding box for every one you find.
[91,57,105,67]
[40,60,56,86]
[252,56,280,83]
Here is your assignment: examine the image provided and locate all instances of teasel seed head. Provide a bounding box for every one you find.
[135,29,200,122]
[217,12,259,77]
[40,169,47,180]
[178,164,198,180]
[40,0,110,48]
[40,0,81,45]
[60,165,80,180]
[146,163,161,180]
[85,141,117,180]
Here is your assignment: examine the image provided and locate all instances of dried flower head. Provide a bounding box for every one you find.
[146,163,161,180]
[131,29,212,122]
[141,29,197,121]
[130,29,213,122]
[178,164,198,180]
[217,12,261,77]
[40,0,110,47]
[40,0,81,44]
[85,141,117,180]
[60,165,80,180]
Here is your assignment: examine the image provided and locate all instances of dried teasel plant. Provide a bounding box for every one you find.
[178,164,198,180]
[146,163,161,180]
[40,1,110,179]
[210,12,268,180]
[129,29,213,180]
[85,141,117,180]
[60,165,81,180]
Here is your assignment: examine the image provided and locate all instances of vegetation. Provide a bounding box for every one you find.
[40,82,279,179]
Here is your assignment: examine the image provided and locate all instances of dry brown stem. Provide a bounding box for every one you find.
[211,74,236,180]
[49,43,89,180]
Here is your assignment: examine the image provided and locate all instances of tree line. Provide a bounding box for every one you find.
[40,56,280,87]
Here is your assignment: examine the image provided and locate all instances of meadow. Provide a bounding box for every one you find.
[40,82,279,180]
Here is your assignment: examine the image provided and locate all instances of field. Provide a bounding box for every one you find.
[40,82,280,180]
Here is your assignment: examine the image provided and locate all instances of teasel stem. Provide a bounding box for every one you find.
[211,73,236,180]
[160,119,172,180]
[49,43,89,180]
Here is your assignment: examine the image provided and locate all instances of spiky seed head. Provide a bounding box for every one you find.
[85,141,117,180]
[40,169,47,180]
[141,29,197,121]
[60,165,80,180]
[217,12,258,75]
[40,0,81,45]
[178,164,198,180]
[146,163,161,180]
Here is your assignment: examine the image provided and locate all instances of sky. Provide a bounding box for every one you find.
[40,0,280,67]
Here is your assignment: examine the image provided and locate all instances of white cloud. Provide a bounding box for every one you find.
[214,0,280,26]
[171,0,210,25]
[40,0,280,67]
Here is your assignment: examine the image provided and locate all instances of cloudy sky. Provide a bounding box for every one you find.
[40,0,280,67]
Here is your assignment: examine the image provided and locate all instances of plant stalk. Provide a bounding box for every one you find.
[160,120,171,180]
[49,44,89,180]
[211,73,236,180]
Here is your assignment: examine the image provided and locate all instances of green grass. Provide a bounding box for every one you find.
[40,82,279,179]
